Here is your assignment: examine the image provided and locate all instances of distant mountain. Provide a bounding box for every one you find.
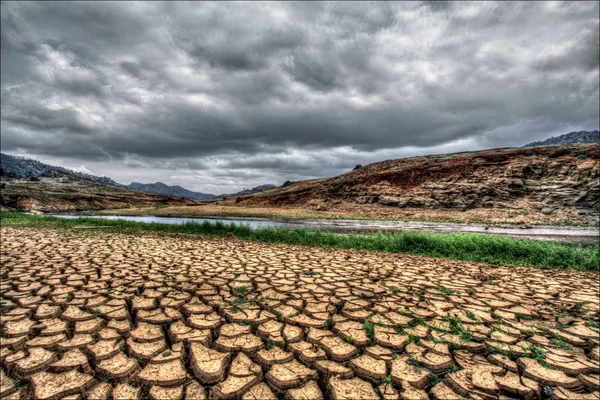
[0,153,217,201]
[218,184,277,199]
[524,130,599,147]
[0,153,123,187]
[127,182,215,201]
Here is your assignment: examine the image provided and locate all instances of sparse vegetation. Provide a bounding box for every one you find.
[363,319,375,343]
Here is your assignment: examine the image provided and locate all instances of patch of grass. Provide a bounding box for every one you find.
[446,316,473,342]
[528,345,545,362]
[428,372,442,387]
[524,327,537,338]
[465,311,477,321]
[325,317,333,330]
[2,211,598,272]
[11,378,24,388]
[551,337,572,350]
[586,319,599,329]
[516,313,535,321]
[527,345,555,369]
[381,375,392,385]
[437,284,455,296]
[407,353,421,367]
[407,334,421,344]
[364,319,375,343]
[232,287,249,296]
[93,308,104,318]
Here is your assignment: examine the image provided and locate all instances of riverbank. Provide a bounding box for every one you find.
[98,203,597,227]
[2,211,598,272]
[51,212,600,244]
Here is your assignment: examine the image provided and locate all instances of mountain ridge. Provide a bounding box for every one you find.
[523,130,599,147]
[126,181,215,201]
[0,153,123,188]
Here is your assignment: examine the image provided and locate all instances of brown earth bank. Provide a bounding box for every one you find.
[212,143,599,225]
[1,226,599,399]
[0,177,195,213]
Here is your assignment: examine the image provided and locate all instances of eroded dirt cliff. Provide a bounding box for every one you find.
[229,143,599,225]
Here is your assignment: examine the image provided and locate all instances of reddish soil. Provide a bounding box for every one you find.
[219,143,599,225]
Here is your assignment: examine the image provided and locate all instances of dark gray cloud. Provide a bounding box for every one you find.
[1,1,598,193]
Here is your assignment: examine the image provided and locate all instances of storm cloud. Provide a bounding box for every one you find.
[1,1,598,193]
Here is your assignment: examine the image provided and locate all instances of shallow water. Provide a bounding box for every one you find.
[52,214,289,229]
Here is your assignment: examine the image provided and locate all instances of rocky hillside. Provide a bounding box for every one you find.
[127,182,215,201]
[0,153,123,188]
[217,184,277,199]
[524,130,599,147]
[229,143,599,224]
[0,177,194,212]
[1,153,217,201]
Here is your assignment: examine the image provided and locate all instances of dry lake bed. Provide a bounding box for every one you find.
[1,226,599,399]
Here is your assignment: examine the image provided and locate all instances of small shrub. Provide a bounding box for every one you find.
[364,319,375,343]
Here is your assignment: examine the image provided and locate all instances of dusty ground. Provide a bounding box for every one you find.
[103,202,596,226]
[1,227,599,400]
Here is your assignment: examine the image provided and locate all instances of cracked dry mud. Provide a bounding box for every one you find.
[1,226,599,400]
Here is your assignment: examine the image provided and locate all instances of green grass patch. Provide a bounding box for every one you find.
[1,211,598,272]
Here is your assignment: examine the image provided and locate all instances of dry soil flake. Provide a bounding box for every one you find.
[327,375,379,400]
[348,354,387,382]
[137,358,188,386]
[112,382,142,400]
[96,352,139,379]
[266,359,318,390]
[190,343,231,384]
[149,384,184,400]
[30,370,95,400]
[390,355,429,389]
[286,380,324,400]
[241,382,277,400]
[211,352,263,399]
[517,358,584,389]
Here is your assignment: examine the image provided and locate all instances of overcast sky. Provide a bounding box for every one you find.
[1,1,598,193]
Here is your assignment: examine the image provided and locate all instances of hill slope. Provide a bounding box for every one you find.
[524,130,599,147]
[127,182,215,201]
[225,143,599,224]
[217,184,277,199]
[0,177,194,212]
[0,153,123,188]
[0,153,217,201]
